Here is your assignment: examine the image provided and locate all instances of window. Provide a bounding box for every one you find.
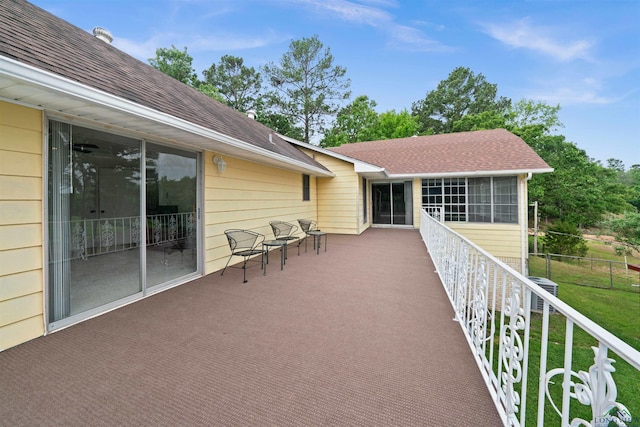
[468,177,491,222]
[302,174,310,201]
[422,178,466,221]
[421,176,517,223]
[492,176,518,223]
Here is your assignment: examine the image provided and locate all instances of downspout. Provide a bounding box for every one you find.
[521,173,533,274]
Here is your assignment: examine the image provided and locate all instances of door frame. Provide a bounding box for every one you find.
[44,118,203,332]
[370,180,414,228]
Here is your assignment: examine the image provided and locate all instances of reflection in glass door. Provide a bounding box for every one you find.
[372,182,413,226]
[146,144,198,287]
[48,122,142,323]
[48,121,200,328]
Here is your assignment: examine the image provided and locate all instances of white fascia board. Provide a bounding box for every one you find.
[389,168,554,179]
[281,134,386,175]
[0,56,332,177]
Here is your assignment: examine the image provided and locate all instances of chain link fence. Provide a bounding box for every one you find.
[529,253,640,293]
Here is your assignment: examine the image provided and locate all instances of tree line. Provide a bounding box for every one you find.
[148,37,640,254]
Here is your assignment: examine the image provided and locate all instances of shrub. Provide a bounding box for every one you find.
[542,221,588,257]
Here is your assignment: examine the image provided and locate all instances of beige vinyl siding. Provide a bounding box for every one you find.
[448,223,522,260]
[0,101,44,350]
[314,153,361,234]
[204,153,318,274]
[412,179,422,229]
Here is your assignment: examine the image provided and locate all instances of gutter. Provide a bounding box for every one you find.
[389,168,553,179]
[521,173,533,274]
[0,55,333,177]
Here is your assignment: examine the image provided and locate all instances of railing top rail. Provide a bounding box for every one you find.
[421,209,640,370]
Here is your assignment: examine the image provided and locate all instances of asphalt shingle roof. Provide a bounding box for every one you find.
[329,129,551,175]
[0,0,324,170]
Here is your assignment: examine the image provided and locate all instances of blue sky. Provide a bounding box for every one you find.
[31,0,640,167]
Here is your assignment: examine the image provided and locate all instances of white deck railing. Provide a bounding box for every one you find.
[420,209,639,427]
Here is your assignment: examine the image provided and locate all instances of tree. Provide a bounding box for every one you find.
[600,212,640,255]
[250,97,304,140]
[202,55,262,112]
[451,110,507,133]
[320,96,419,147]
[528,135,631,227]
[195,82,226,103]
[369,109,419,140]
[411,67,511,135]
[542,221,588,257]
[508,99,562,134]
[626,165,640,211]
[263,35,351,143]
[149,45,198,86]
[320,95,378,147]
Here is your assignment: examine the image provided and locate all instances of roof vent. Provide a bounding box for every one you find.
[247,109,256,120]
[93,27,113,44]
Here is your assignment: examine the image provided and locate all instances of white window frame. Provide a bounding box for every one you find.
[421,176,518,224]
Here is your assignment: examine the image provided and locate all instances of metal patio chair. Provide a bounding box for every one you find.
[221,229,266,283]
[297,218,319,253]
[269,221,300,258]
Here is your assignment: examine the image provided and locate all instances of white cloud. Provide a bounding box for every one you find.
[114,31,282,62]
[482,18,594,61]
[527,77,628,106]
[287,0,450,52]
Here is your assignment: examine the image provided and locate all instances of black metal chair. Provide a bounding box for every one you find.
[269,221,300,258]
[297,219,318,253]
[221,229,266,283]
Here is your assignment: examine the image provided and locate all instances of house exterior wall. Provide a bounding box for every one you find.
[447,223,522,260]
[0,100,324,351]
[0,101,45,350]
[203,153,319,274]
[311,152,363,235]
[412,179,422,229]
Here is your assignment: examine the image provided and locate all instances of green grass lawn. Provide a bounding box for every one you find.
[523,313,639,426]
[522,239,640,425]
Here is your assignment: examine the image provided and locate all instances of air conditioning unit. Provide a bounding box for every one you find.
[528,277,558,313]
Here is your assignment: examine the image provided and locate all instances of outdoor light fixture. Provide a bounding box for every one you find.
[213,155,227,173]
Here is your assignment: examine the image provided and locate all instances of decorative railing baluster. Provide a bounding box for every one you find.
[419,209,639,427]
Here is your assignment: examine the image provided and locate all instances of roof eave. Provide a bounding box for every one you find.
[388,168,554,179]
[281,135,385,177]
[0,55,333,177]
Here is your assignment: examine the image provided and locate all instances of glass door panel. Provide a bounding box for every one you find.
[48,122,142,322]
[392,183,406,225]
[372,182,413,226]
[145,144,198,287]
[372,183,391,224]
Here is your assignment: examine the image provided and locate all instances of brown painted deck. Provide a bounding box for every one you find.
[0,228,502,426]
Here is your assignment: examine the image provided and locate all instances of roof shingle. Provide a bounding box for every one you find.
[0,0,323,170]
[329,129,551,175]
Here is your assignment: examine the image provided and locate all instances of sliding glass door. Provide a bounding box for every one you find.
[372,182,413,226]
[48,120,199,328]
[145,144,198,287]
